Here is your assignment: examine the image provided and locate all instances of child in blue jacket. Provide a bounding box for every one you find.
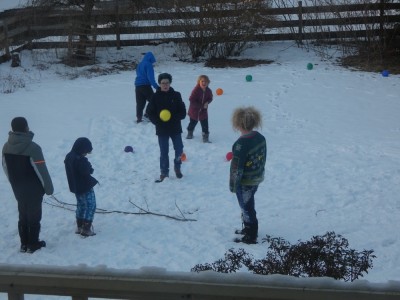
[64,137,98,237]
[134,52,159,123]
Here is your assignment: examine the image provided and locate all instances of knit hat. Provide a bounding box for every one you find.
[71,137,93,154]
[158,73,172,84]
[11,117,28,132]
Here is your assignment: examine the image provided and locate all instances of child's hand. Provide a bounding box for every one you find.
[204,102,208,109]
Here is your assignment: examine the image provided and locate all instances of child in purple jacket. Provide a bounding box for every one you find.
[186,75,213,143]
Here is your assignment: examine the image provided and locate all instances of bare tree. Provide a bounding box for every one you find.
[167,0,276,60]
[28,0,96,61]
[273,0,400,63]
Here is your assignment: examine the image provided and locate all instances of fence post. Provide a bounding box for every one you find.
[26,7,34,50]
[298,1,303,44]
[2,20,11,58]
[8,292,24,300]
[379,0,385,49]
[115,0,121,50]
[67,22,73,58]
[72,296,88,300]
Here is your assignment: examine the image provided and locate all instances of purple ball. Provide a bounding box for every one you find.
[124,146,134,153]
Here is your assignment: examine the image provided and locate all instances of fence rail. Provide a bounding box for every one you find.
[0,0,399,58]
[1,264,400,300]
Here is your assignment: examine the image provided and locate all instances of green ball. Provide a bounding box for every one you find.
[245,74,252,82]
[307,63,313,70]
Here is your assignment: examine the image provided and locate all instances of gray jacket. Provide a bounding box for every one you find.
[2,131,54,197]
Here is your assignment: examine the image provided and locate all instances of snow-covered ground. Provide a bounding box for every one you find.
[1,1,400,300]
[0,0,26,11]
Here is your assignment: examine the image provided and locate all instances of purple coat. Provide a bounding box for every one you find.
[188,85,213,121]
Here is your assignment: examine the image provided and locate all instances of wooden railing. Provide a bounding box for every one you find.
[0,0,399,58]
[1,264,400,300]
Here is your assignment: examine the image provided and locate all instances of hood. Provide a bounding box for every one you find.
[3,131,34,154]
[71,137,93,155]
[143,52,156,64]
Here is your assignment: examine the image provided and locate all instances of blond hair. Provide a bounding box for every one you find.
[197,75,210,84]
[232,106,262,131]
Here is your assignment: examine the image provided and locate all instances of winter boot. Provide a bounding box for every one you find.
[18,221,28,252]
[202,132,210,143]
[75,218,84,234]
[235,234,257,244]
[234,221,252,235]
[27,224,46,253]
[81,221,96,237]
[186,130,193,139]
[234,222,258,244]
[174,166,183,179]
[234,227,249,235]
[155,174,169,183]
[27,241,46,253]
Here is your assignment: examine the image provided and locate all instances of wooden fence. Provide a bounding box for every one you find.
[0,0,399,60]
[1,264,400,300]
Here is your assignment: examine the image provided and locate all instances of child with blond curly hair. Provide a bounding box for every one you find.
[229,106,267,244]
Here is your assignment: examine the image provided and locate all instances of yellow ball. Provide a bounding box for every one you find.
[160,109,171,122]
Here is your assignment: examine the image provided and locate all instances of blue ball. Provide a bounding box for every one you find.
[381,70,389,77]
[245,74,252,82]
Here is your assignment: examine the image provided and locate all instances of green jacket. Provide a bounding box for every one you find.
[229,131,266,193]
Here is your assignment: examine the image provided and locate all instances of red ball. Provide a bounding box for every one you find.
[216,88,223,96]
[226,151,233,161]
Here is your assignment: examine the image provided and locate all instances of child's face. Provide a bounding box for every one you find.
[160,80,170,92]
[199,79,208,89]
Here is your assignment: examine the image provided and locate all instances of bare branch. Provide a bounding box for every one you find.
[129,198,197,222]
[45,195,197,222]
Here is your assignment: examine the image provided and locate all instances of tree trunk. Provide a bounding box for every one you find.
[76,0,95,59]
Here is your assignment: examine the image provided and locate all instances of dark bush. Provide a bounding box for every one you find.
[191,232,375,282]
[191,248,253,273]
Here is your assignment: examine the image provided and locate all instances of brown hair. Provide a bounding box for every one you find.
[232,106,262,131]
[197,75,210,84]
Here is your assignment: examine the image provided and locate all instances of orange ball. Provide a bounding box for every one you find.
[216,88,223,96]
[181,152,187,161]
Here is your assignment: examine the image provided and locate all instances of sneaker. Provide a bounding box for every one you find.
[20,244,27,253]
[27,240,46,253]
[234,235,257,244]
[136,118,143,124]
[174,167,183,179]
[155,174,169,183]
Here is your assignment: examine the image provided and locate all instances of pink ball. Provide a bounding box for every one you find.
[226,151,233,161]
